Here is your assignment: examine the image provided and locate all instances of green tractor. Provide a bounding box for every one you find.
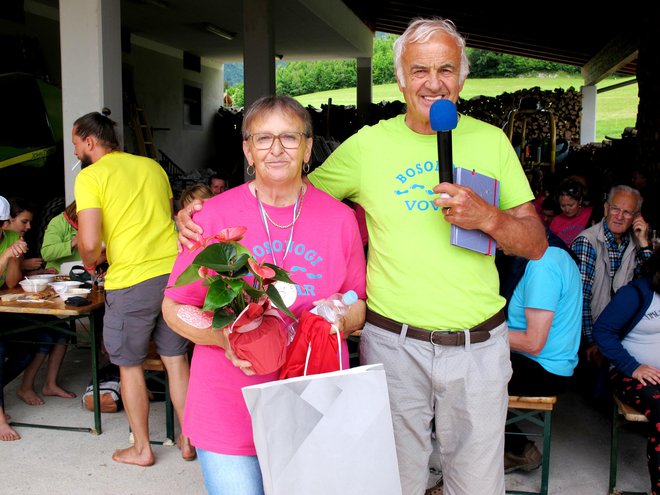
[0,72,64,193]
[0,72,65,255]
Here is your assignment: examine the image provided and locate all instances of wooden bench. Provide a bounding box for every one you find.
[505,395,557,495]
[609,395,648,495]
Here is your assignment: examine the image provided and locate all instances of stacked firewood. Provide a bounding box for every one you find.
[213,86,583,157]
[458,87,582,143]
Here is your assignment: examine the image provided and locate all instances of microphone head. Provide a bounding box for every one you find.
[430,99,458,132]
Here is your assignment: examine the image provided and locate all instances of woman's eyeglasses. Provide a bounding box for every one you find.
[248,132,307,150]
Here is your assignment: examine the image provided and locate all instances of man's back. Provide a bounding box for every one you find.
[75,151,177,290]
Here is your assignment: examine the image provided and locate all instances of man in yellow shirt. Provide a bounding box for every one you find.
[73,110,194,466]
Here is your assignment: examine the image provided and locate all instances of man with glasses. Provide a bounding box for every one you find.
[571,185,652,368]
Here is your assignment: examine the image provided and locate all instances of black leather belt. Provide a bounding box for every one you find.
[365,309,505,346]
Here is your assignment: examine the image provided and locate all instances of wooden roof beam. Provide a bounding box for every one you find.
[582,32,638,86]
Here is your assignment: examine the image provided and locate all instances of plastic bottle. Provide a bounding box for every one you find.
[310,290,358,323]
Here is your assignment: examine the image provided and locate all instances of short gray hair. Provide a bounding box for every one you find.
[241,95,313,139]
[393,17,470,88]
[607,184,643,212]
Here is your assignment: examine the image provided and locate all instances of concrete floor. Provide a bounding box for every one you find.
[1,343,652,495]
[2,345,206,495]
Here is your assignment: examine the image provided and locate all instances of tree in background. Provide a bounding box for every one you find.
[276,60,356,97]
[468,49,580,78]
[372,33,398,85]
[224,33,581,105]
[226,83,244,107]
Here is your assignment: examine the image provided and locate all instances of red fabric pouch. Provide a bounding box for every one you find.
[279,310,342,379]
[228,301,288,375]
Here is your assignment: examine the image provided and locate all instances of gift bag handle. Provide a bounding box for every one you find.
[303,328,342,376]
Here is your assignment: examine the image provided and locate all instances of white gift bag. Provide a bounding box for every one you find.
[242,363,402,495]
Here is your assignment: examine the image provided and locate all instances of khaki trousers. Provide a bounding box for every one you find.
[359,321,511,495]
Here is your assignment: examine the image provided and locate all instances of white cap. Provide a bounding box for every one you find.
[0,196,9,222]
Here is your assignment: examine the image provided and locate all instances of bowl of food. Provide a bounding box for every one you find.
[27,273,57,284]
[19,279,50,293]
[49,281,83,294]
[59,288,91,302]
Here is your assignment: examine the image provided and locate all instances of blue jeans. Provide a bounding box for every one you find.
[33,325,69,354]
[1,314,67,355]
[197,448,264,495]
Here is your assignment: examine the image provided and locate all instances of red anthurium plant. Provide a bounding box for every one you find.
[172,226,296,330]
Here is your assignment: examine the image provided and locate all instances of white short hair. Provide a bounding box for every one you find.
[393,17,470,88]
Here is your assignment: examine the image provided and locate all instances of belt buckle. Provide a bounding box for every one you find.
[429,330,451,346]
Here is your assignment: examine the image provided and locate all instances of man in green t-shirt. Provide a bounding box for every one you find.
[306,18,546,494]
[73,112,195,466]
[176,18,547,495]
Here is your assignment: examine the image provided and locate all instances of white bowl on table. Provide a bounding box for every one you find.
[58,288,91,303]
[27,274,57,284]
[19,279,50,292]
[49,281,83,294]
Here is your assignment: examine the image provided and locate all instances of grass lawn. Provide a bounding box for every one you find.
[294,76,638,142]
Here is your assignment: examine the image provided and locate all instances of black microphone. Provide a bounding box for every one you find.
[429,99,458,184]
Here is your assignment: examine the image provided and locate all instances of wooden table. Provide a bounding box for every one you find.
[0,288,105,434]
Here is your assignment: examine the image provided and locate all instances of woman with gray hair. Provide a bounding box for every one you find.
[163,95,366,494]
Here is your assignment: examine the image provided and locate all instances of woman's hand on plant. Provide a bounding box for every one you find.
[222,328,255,375]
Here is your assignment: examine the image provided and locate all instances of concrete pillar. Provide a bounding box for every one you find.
[580,85,597,144]
[243,0,275,107]
[356,56,372,126]
[60,0,123,202]
[242,0,275,181]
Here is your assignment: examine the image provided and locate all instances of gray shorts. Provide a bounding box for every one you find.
[103,274,188,366]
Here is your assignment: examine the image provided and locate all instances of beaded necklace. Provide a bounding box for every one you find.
[255,187,304,229]
[255,187,303,267]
